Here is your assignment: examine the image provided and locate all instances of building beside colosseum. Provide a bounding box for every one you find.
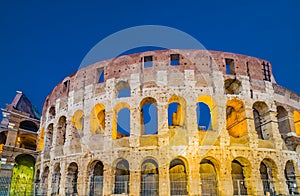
[35,49,300,196]
[0,91,40,195]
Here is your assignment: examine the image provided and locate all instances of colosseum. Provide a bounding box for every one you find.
[35,49,300,196]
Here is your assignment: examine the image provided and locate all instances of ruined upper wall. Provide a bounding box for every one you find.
[42,49,276,117]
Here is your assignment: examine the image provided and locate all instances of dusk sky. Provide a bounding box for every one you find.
[0,0,299,116]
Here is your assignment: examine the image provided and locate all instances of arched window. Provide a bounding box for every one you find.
[51,163,61,195]
[45,124,53,150]
[41,166,49,195]
[141,159,159,195]
[18,134,37,150]
[116,81,131,98]
[117,108,130,139]
[90,104,105,134]
[169,158,188,195]
[196,102,211,130]
[140,97,158,135]
[34,169,40,194]
[89,161,104,196]
[285,160,299,195]
[168,95,185,127]
[19,120,38,132]
[260,159,277,195]
[0,132,7,152]
[71,110,84,131]
[224,79,242,94]
[56,116,66,146]
[294,110,300,136]
[71,110,84,141]
[200,159,218,195]
[66,162,78,195]
[113,103,130,140]
[48,106,56,119]
[114,159,130,194]
[226,99,247,137]
[10,154,35,196]
[277,106,291,135]
[231,160,247,195]
[253,101,270,140]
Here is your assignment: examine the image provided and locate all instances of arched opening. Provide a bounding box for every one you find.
[196,102,212,130]
[90,104,105,134]
[169,158,188,195]
[260,161,276,195]
[114,159,130,194]
[141,159,159,195]
[66,162,78,195]
[0,131,7,153]
[71,110,84,141]
[140,97,158,135]
[116,81,131,98]
[168,95,185,127]
[34,169,40,195]
[253,102,270,140]
[45,124,53,151]
[294,110,300,136]
[56,116,66,146]
[17,133,37,150]
[224,79,242,95]
[231,160,248,195]
[71,110,84,131]
[37,127,45,151]
[49,106,56,119]
[285,160,299,195]
[10,154,35,195]
[277,106,291,135]
[19,120,38,132]
[226,99,247,137]
[51,163,61,195]
[41,166,49,195]
[112,102,131,140]
[89,161,104,196]
[200,159,218,195]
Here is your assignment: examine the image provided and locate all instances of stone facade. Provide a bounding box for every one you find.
[36,49,300,196]
[0,91,40,195]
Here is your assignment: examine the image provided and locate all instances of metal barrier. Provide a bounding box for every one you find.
[141,174,159,196]
[0,177,10,196]
[114,175,129,194]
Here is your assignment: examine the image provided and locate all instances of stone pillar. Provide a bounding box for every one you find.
[275,165,289,195]
[244,107,259,148]
[157,103,169,147]
[287,110,296,134]
[103,164,113,196]
[188,158,200,195]
[130,107,140,148]
[60,161,66,196]
[186,105,198,147]
[77,167,85,196]
[246,160,261,195]
[5,125,17,147]
[218,105,230,148]
[268,109,283,149]
[129,170,140,195]
[159,164,170,196]
[218,156,233,196]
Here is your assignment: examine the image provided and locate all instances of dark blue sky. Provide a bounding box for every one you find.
[0,0,299,114]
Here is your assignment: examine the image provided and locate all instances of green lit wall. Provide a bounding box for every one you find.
[10,154,35,196]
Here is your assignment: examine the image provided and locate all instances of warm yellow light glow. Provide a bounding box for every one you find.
[90,104,105,134]
[294,110,300,136]
[226,99,248,137]
[71,110,84,131]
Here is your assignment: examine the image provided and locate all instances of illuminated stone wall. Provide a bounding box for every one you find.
[36,50,300,196]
